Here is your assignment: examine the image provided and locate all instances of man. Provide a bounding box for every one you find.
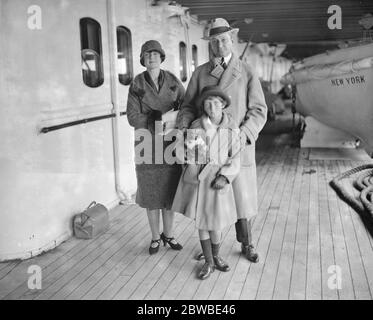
[176,18,267,262]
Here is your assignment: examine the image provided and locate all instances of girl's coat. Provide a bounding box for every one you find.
[172,113,240,231]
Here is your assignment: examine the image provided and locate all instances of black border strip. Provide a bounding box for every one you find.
[40,111,127,134]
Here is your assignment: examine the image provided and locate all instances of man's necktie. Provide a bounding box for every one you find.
[221,57,227,70]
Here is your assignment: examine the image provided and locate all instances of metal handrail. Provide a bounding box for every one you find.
[39,111,127,134]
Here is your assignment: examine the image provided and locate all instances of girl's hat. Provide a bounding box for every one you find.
[140,40,166,66]
[196,85,231,108]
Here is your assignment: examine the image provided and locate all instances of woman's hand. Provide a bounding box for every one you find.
[149,110,162,121]
[147,110,162,134]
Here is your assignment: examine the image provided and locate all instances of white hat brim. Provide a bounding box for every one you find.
[201,27,239,40]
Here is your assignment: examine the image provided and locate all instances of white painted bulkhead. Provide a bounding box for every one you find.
[0,0,209,260]
[0,0,290,261]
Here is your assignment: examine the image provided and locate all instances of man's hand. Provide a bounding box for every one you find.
[239,129,251,146]
[211,175,229,190]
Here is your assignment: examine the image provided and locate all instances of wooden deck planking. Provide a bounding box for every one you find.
[317,161,339,300]
[79,212,161,300]
[97,216,189,300]
[305,160,322,300]
[255,147,299,299]
[159,245,199,300]
[112,213,192,300]
[86,216,194,300]
[0,262,21,281]
[0,262,14,273]
[173,238,214,300]
[228,146,285,300]
[209,146,284,300]
[192,226,235,300]
[29,205,144,300]
[272,151,304,299]
[1,148,373,300]
[60,208,156,300]
[144,227,200,300]
[129,219,196,300]
[239,147,291,299]
[288,158,312,300]
[324,160,355,300]
[0,204,134,300]
[207,228,240,300]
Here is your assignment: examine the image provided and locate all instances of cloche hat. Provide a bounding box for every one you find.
[140,40,166,66]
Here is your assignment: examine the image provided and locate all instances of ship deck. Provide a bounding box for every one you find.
[1,134,373,300]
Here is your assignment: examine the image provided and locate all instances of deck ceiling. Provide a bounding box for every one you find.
[176,0,373,58]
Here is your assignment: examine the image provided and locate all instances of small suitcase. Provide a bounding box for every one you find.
[73,201,109,239]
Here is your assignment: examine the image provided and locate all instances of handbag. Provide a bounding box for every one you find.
[73,201,109,239]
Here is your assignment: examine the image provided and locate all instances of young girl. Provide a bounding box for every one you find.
[172,85,241,280]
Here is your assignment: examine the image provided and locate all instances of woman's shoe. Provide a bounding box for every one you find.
[149,238,161,255]
[160,233,183,250]
[198,262,215,280]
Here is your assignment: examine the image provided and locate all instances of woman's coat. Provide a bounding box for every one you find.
[172,113,240,231]
[176,53,268,219]
[126,70,185,209]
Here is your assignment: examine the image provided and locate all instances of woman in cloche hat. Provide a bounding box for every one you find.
[127,40,185,255]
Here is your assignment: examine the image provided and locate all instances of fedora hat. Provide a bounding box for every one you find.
[196,85,231,109]
[202,18,239,40]
[140,40,166,66]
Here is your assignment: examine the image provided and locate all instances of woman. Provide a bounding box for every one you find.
[127,40,185,255]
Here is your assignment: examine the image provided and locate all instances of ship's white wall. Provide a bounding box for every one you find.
[237,42,292,93]
[0,0,207,260]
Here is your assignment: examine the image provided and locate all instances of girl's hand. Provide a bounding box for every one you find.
[211,175,229,190]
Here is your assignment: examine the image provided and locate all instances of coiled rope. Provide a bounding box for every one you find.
[330,164,373,221]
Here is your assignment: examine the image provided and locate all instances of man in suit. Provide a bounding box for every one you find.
[177,18,267,262]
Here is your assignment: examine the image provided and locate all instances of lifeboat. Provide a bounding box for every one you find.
[282,42,373,155]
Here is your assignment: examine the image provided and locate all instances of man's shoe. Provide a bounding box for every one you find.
[213,255,230,272]
[241,244,259,263]
[198,262,215,280]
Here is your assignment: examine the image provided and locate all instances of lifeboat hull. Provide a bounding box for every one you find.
[283,43,373,154]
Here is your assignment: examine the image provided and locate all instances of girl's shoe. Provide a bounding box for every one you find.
[198,262,215,280]
[213,255,230,272]
[149,238,161,255]
[160,233,183,250]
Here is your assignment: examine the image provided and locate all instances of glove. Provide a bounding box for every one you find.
[211,175,229,190]
[149,110,162,121]
[147,110,163,134]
